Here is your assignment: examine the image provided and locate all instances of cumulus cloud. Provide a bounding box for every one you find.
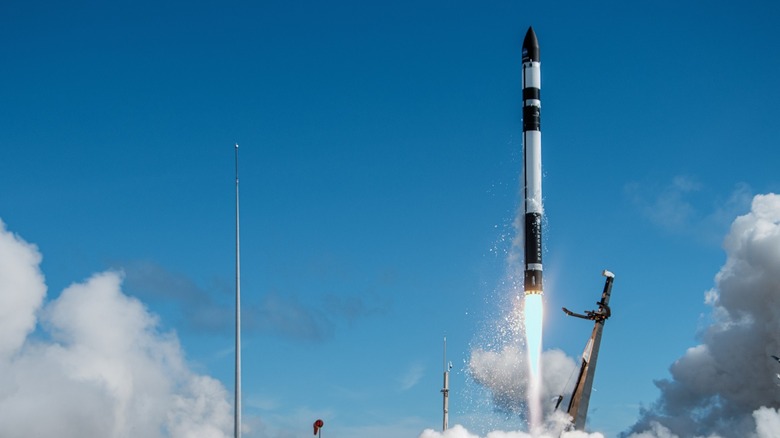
[0,219,46,357]
[754,407,780,438]
[0,220,232,437]
[623,194,780,438]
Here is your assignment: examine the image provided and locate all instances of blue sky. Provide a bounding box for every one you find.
[2,1,780,437]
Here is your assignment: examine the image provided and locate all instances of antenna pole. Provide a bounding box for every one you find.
[234,143,242,438]
[441,336,449,431]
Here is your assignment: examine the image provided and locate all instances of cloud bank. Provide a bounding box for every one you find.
[0,219,232,437]
[624,194,780,437]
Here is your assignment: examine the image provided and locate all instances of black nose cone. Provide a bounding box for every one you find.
[522,26,540,62]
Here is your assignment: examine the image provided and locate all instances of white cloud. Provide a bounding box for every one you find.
[0,220,232,438]
[0,219,46,358]
[754,407,780,438]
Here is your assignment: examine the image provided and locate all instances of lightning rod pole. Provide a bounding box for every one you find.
[234,143,242,438]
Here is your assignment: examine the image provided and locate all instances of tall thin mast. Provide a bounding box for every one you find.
[441,336,450,431]
[234,143,242,438]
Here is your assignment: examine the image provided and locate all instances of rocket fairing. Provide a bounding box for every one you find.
[522,27,543,296]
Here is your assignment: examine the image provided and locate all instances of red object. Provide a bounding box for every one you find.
[313,419,324,435]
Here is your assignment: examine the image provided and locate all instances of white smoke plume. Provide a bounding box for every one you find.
[469,345,577,419]
[0,219,233,437]
[467,196,582,430]
[624,194,780,437]
[417,414,605,438]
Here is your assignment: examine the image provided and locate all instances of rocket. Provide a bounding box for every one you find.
[522,26,543,295]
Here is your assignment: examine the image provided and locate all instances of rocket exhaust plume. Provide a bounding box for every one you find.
[521,25,544,433]
[524,293,544,430]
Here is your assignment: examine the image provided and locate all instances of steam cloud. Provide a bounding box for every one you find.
[418,416,605,438]
[0,219,232,437]
[465,195,586,432]
[624,194,780,438]
[469,346,577,419]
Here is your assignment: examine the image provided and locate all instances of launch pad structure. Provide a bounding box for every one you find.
[556,270,616,431]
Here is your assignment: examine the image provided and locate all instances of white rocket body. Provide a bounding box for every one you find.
[522,27,543,295]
